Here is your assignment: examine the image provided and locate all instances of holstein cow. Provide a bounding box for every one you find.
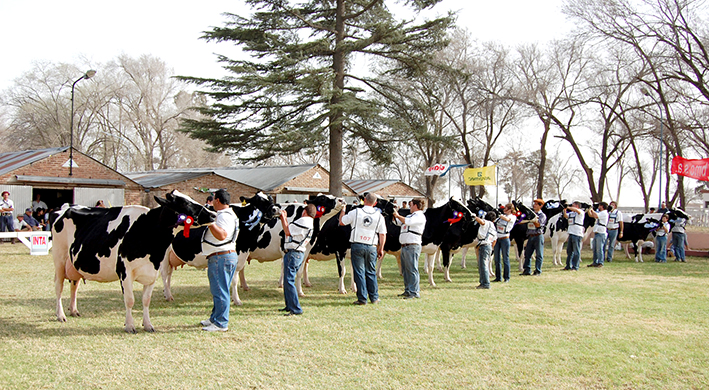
[306,197,395,295]
[164,192,280,306]
[53,190,216,333]
[452,198,496,272]
[617,214,661,263]
[241,195,344,293]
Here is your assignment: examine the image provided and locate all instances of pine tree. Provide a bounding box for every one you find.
[179,0,454,196]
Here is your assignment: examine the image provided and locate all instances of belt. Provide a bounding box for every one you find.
[608,228,618,230]
[528,232,542,237]
[2,212,11,216]
[401,243,420,247]
[207,250,235,259]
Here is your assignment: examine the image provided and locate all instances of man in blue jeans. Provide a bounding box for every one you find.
[521,199,547,276]
[671,214,689,262]
[201,189,238,332]
[279,203,316,315]
[563,202,585,271]
[339,193,387,305]
[587,202,609,268]
[393,199,426,298]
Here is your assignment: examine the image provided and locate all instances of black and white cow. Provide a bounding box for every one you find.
[53,190,216,333]
[449,198,495,273]
[618,214,661,263]
[306,197,395,295]
[164,192,280,306]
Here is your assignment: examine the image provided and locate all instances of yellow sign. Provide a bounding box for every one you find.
[464,165,497,186]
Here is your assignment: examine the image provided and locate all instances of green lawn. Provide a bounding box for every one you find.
[1,244,708,389]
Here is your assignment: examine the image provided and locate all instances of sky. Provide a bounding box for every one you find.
[7,0,656,205]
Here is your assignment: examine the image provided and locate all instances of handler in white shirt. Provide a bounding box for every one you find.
[605,201,624,263]
[393,199,426,299]
[587,202,609,267]
[474,210,498,290]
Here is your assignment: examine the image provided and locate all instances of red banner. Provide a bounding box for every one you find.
[671,156,709,181]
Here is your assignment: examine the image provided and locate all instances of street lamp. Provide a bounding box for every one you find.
[69,70,96,176]
[641,87,663,209]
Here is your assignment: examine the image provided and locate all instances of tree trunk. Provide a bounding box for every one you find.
[536,117,550,199]
[328,0,346,197]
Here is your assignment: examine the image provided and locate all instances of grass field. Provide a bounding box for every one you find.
[1,244,708,390]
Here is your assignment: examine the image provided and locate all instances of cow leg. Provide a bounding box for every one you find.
[141,282,156,332]
[160,260,174,302]
[624,242,632,259]
[237,268,250,291]
[54,259,69,322]
[441,247,452,283]
[303,258,313,288]
[231,255,248,306]
[68,280,80,317]
[425,253,437,287]
[636,240,644,263]
[376,255,384,279]
[460,247,467,269]
[121,277,137,334]
[335,256,347,294]
[296,261,306,297]
[436,250,443,272]
[278,258,285,288]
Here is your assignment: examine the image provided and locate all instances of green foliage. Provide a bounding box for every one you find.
[178,0,454,167]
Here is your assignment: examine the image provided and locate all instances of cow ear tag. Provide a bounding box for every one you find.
[242,199,247,206]
[183,216,194,237]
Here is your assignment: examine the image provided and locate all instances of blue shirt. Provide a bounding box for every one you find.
[24,214,40,227]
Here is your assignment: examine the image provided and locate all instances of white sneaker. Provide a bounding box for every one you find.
[200,319,213,327]
[202,324,228,332]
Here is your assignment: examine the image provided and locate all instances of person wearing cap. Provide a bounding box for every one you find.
[587,202,609,267]
[605,201,624,263]
[278,203,316,315]
[562,201,586,271]
[393,199,426,299]
[200,189,239,332]
[23,208,41,231]
[0,191,15,236]
[13,215,31,232]
[492,203,517,282]
[521,199,547,275]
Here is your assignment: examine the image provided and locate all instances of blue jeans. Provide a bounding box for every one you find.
[523,234,544,274]
[493,237,510,281]
[0,215,13,232]
[283,250,305,314]
[351,243,378,303]
[672,232,686,261]
[566,234,582,270]
[478,244,492,287]
[655,235,667,262]
[207,253,237,328]
[593,233,607,265]
[605,229,619,262]
[400,244,421,297]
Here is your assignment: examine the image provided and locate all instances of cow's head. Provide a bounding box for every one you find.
[239,192,280,221]
[307,194,345,219]
[444,197,472,223]
[512,200,534,222]
[155,190,216,227]
[466,198,493,219]
[667,208,690,220]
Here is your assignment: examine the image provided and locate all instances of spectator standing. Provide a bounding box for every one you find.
[0,191,15,238]
[339,193,387,305]
[393,199,426,299]
[32,194,48,211]
[605,201,624,263]
[521,199,547,276]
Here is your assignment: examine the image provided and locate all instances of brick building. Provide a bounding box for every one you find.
[0,147,143,213]
[127,164,355,205]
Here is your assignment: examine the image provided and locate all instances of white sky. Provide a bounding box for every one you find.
[5,0,664,207]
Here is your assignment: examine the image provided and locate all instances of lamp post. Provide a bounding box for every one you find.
[641,87,663,209]
[69,70,96,176]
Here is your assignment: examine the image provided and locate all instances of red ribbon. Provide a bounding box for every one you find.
[183,216,193,238]
[315,205,326,218]
[447,211,463,224]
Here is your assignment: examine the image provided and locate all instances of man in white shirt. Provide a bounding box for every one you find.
[605,201,624,263]
[563,201,586,271]
[339,193,387,305]
[201,189,238,332]
[279,203,316,315]
[32,194,48,211]
[587,202,609,268]
[0,191,15,234]
[474,210,498,289]
[14,215,30,231]
[493,203,517,282]
[393,199,426,299]
[671,214,689,262]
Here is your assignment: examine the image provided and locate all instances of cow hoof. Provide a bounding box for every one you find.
[125,326,137,334]
[69,311,81,317]
[338,289,347,294]
[241,286,251,292]
[144,326,155,333]
[298,292,306,297]
[277,283,283,289]
[233,300,243,306]
[57,316,67,323]
[164,295,174,302]
[461,266,466,269]
[304,282,313,288]
[445,278,452,283]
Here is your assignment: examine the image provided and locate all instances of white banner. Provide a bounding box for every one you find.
[425,164,449,176]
